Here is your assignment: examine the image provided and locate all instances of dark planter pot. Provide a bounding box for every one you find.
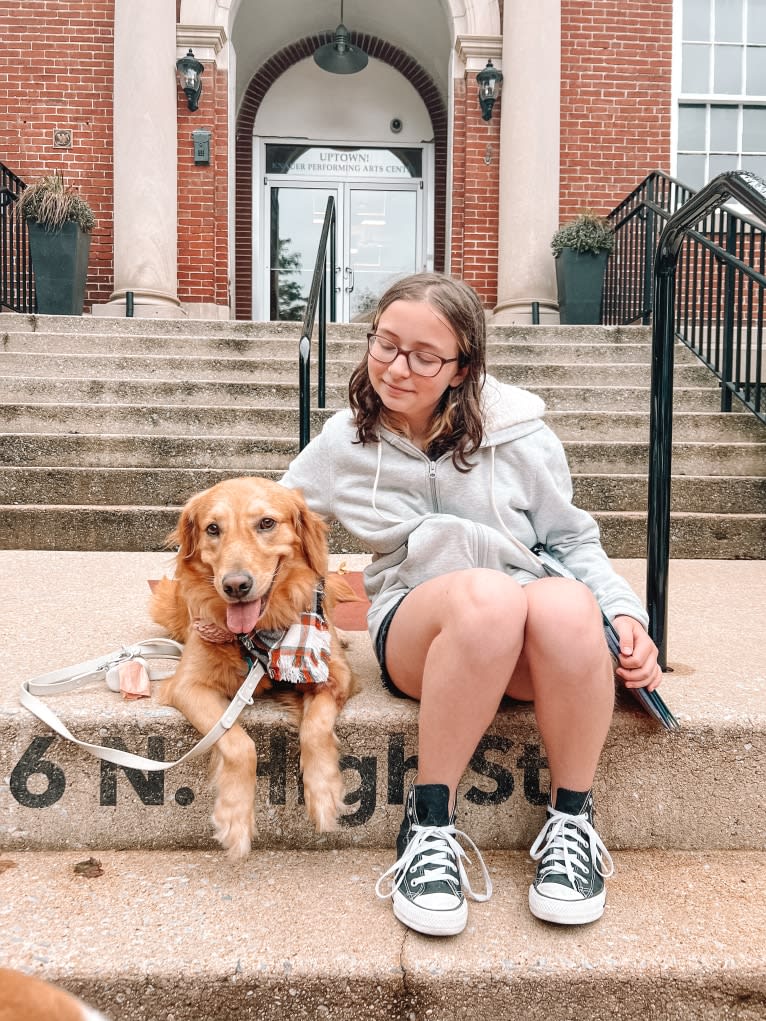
[555,248,610,325]
[27,220,91,315]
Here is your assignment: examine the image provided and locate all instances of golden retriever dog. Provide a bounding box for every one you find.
[150,477,356,859]
[0,968,110,1021]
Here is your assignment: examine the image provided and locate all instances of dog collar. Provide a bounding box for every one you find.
[192,619,240,645]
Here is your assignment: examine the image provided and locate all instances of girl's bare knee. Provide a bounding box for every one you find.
[526,577,601,639]
[454,570,527,652]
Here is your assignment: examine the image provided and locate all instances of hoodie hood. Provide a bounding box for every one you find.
[480,374,546,444]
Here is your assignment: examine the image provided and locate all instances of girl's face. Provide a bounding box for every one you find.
[367,298,468,443]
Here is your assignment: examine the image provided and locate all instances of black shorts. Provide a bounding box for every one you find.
[373,594,410,699]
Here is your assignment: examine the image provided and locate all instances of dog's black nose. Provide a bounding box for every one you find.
[222,572,254,599]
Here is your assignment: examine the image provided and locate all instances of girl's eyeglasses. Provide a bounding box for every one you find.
[366,333,459,378]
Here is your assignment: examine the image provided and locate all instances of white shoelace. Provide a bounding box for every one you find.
[375,823,493,903]
[529,807,615,886]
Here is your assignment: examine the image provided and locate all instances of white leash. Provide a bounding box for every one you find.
[19,638,266,771]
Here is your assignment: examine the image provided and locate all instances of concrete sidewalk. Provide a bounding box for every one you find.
[1,847,763,1021]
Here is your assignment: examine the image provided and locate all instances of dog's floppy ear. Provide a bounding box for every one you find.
[291,490,329,577]
[169,491,203,561]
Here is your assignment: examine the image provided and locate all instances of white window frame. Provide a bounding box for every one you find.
[673,0,766,190]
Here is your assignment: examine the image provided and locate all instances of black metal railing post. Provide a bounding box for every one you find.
[720,216,737,413]
[298,196,337,450]
[642,175,655,325]
[0,163,34,313]
[647,170,766,668]
[647,245,677,669]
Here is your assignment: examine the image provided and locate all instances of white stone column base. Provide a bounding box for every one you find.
[180,302,233,320]
[492,298,560,325]
[92,288,187,319]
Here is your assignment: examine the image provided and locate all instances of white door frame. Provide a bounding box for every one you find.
[254,138,434,321]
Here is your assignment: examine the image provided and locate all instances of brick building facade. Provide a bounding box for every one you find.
[1,0,677,320]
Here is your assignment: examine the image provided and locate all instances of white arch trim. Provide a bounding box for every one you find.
[181,0,500,46]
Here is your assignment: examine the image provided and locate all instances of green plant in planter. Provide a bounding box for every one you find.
[19,172,95,315]
[551,211,614,325]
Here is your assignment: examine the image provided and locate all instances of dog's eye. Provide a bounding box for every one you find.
[258,517,277,531]
[205,522,220,536]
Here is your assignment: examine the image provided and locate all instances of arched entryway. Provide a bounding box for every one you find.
[234,32,447,321]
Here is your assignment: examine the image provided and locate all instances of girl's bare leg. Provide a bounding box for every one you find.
[508,577,615,802]
[385,572,614,805]
[384,568,527,804]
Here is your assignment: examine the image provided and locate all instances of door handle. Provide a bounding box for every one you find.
[344,267,355,293]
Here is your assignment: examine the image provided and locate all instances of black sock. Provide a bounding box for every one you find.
[553,787,592,815]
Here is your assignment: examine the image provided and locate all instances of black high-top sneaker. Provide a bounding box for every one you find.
[375,783,491,936]
[528,788,615,925]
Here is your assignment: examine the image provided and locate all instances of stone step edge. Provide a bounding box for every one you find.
[3,503,762,519]
[0,848,761,1021]
[2,402,751,422]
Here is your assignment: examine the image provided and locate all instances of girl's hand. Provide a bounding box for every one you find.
[611,615,663,691]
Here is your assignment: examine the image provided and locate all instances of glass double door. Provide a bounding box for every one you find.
[266,181,423,322]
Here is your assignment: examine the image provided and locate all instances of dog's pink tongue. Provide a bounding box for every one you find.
[226,599,262,634]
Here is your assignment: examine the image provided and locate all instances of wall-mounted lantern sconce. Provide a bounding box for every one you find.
[176,48,204,111]
[477,59,503,122]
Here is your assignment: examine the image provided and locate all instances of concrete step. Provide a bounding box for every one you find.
[2,404,760,443]
[2,505,764,557]
[2,432,763,474]
[0,352,714,387]
[1,552,764,854]
[0,330,655,362]
[1,847,763,1021]
[0,311,652,342]
[3,467,763,514]
[0,376,725,412]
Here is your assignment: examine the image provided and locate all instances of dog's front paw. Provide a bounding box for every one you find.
[303,770,344,833]
[211,797,255,859]
[208,730,257,859]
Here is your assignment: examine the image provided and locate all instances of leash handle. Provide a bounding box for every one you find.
[19,639,266,771]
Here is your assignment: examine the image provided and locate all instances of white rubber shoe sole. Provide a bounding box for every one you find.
[393,890,468,936]
[528,883,606,925]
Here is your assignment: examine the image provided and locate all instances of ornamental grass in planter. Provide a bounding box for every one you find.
[551,211,614,325]
[19,172,95,315]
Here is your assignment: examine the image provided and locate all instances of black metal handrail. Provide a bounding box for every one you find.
[647,169,766,669]
[298,196,337,449]
[605,169,765,426]
[604,171,696,326]
[0,163,34,313]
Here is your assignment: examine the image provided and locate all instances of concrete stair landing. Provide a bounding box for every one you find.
[1,549,765,1019]
[2,849,763,1021]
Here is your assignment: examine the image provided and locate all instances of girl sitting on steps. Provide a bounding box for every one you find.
[280,271,662,936]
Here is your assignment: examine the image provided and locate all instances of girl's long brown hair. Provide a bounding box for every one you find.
[348,273,486,471]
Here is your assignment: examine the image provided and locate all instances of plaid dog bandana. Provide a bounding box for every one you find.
[240,582,331,688]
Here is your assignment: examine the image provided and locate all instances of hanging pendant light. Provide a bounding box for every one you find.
[314,1,368,74]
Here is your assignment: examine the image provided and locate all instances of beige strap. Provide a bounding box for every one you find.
[19,639,265,770]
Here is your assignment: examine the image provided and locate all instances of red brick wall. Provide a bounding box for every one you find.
[450,77,502,307]
[560,0,673,220]
[176,61,229,309]
[0,0,115,309]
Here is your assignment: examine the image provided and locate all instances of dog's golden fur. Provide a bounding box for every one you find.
[150,476,356,859]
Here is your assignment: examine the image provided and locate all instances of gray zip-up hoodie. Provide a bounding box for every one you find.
[280,375,649,644]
